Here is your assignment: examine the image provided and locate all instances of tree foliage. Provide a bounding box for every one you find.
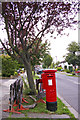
[66,53,77,66]
[42,54,53,68]
[31,40,50,68]
[0,2,79,93]
[77,55,80,67]
[65,41,80,68]
[67,41,79,54]
[56,61,60,66]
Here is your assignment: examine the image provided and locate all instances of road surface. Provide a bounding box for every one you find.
[56,72,79,114]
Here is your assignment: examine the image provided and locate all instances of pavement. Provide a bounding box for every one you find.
[0,73,80,120]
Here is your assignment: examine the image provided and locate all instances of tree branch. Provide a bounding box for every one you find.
[26,17,50,51]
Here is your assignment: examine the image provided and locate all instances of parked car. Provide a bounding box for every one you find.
[37,69,43,75]
[36,69,44,78]
[75,70,80,74]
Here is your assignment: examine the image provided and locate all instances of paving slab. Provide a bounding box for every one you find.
[11,113,25,118]
[1,94,10,119]
[27,113,70,119]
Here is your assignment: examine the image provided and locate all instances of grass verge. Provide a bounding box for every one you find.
[19,95,75,118]
[67,74,80,77]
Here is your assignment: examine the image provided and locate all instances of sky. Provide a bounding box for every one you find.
[49,28,78,63]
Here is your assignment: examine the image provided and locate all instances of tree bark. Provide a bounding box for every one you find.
[33,67,35,76]
[23,60,36,95]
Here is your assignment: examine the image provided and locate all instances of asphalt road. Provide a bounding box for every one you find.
[56,72,79,113]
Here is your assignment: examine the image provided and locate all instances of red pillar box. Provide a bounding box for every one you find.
[42,69,57,111]
[41,73,47,90]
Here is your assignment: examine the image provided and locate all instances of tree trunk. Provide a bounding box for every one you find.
[24,60,36,95]
[33,67,35,76]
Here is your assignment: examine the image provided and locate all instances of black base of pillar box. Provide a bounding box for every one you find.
[46,101,57,111]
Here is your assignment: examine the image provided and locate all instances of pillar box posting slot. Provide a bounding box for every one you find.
[41,69,57,111]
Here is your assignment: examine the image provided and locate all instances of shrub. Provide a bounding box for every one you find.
[72,72,75,75]
[14,71,18,76]
[75,68,78,71]
[57,67,62,71]
[66,69,71,73]
[1,55,19,77]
